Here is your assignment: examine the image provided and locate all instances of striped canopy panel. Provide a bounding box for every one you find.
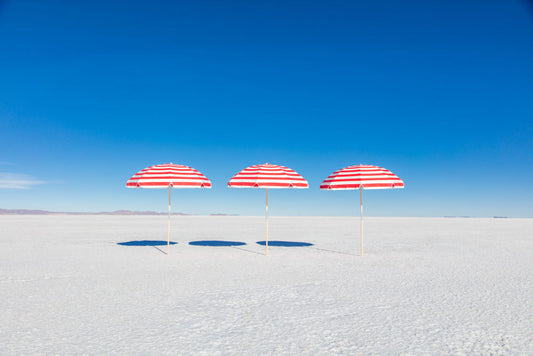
[126,163,212,189]
[227,163,308,189]
[320,164,404,190]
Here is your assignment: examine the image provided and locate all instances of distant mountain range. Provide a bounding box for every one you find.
[0,208,234,216]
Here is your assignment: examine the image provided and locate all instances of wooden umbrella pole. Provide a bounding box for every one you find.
[265,188,269,256]
[167,185,171,255]
[360,186,363,256]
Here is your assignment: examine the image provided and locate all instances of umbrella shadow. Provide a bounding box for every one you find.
[189,240,246,247]
[256,241,314,247]
[117,240,177,255]
[188,240,265,255]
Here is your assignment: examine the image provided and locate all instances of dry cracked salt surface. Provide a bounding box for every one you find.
[1,215,532,355]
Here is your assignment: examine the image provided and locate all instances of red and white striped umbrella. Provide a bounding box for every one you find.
[126,163,212,189]
[126,163,211,254]
[228,163,308,255]
[227,163,308,189]
[321,164,404,256]
[320,164,404,190]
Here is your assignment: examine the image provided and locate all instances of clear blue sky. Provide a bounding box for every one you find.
[1,0,532,217]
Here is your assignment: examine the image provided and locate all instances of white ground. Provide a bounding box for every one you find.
[1,216,532,354]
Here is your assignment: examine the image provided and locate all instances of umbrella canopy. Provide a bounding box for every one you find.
[126,163,211,254]
[227,163,308,188]
[320,164,404,190]
[320,164,403,256]
[126,163,212,188]
[228,163,308,255]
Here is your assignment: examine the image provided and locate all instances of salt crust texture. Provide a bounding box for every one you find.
[1,216,532,354]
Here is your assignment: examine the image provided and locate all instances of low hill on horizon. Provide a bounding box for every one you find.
[0,208,192,216]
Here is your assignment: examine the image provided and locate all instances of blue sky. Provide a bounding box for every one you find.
[1,0,532,217]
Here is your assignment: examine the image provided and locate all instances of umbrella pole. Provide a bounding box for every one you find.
[265,188,269,256]
[167,185,171,255]
[360,186,363,256]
